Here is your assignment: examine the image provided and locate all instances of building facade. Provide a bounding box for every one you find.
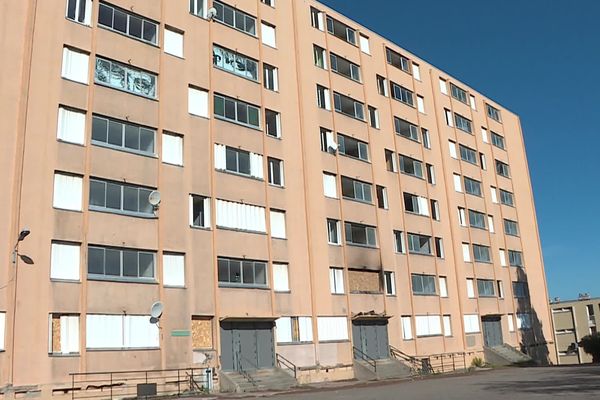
[0,0,555,393]
[551,296,599,364]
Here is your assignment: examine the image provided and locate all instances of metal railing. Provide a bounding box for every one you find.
[389,345,423,374]
[389,346,475,375]
[276,353,298,379]
[352,346,377,373]
[235,352,259,388]
[68,367,209,399]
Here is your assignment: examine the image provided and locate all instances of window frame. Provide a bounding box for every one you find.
[217,257,268,288]
[87,245,156,283]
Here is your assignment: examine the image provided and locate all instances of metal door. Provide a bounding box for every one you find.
[482,317,503,347]
[352,320,390,360]
[220,321,275,371]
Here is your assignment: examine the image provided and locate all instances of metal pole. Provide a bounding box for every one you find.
[71,375,75,400]
[110,373,113,399]
[177,369,181,395]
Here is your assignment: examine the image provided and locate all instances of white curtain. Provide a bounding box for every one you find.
[443,316,452,337]
[463,315,480,333]
[51,242,80,281]
[164,28,184,58]
[273,263,289,292]
[317,317,348,341]
[439,277,448,297]
[439,79,448,95]
[261,23,276,47]
[60,315,80,354]
[466,279,475,298]
[188,87,209,118]
[163,254,185,287]
[453,174,462,192]
[270,210,286,239]
[62,47,89,84]
[448,140,457,158]
[401,317,413,340]
[499,250,507,266]
[298,317,313,342]
[276,317,292,343]
[216,199,266,232]
[57,107,86,145]
[250,153,264,179]
[162,133,183,166]
[124,315,159,348]
[53,173,83,211]
[417,196,429,216]
[214,144,226,170]
[86,315,124,349]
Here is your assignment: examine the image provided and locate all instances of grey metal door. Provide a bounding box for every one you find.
[220,321,275,371]
[352,320,390,360]
[482,317,503,347]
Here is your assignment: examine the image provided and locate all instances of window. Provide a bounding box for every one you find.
[215,199,266,232]
[368,106,380,129]
[415,315,442,337]
[431,201,440,220]
[413,63,421,80]
[95,57,157,98]
[453,174,463,192]
[386,48,411,73]
[164,27,184,58]
[344,222,377,247]
[390,82,414,106]
[459,145,478,165]
[326,16,356,45]
[276,317,313,343]
[310,7,324,30]
[439,78,448,95]
[317,317,349,341]
[188,86,209,118]
[394,117,419,141]
[401,316,413,340]
[57,107,86,145]
[163,253,185,287]
[469,95,477,110]
[190,0,207,18]
[268,157,284,186]
[394,230,405,253]
[448,140,458,158]
[477,279,495,297]
[323,173,337,198]
[341,177,372,203]
[504,219,519,236]
[422,129,431,149]
[330,53,361,82]
[407,233,432,255]
[439,277,448,297]
[86,314,159,349]
[316,85,332,110]
[417,96,425,113]
[463,314,480,333]
[359,34,370,54]
[162,133,183,166]
[497,280,505,298]
[53,173,83,211]
[454,113,472,133]
[270,209,286,239]
[92,114,155,155]
[320,128,336,153]
[508,250,523,267]
[495,160,510,177]
[51,242,81,281]
[90,178,154,216]
[434,237,444,258]
[513,282,529,300]
[189,195,211,228]
[218,257,267,287]
[458,207,466,226]
[376,186,388,209]
[444,109,453,127]
[329,267,344,294]
[508,314,515,332]
[464,177,482,196]
[450,83,468,104]
[263,64,278,91]
[212,45,258,81]
[399,155,424,178]
[265,109,281,138]
[214,144,262,179]
[500,189,515,206]
[66,0,92,25]
[88,245,155,281]
[376,75,388,96]
[384,272,396,295]
[98,3,158,45]
[516,313,531,330]
[261,0,275,7]
[338,134,369,161]
[468,209,486,229]
[411,274,436,295]
[214,93,260,129]
[261,21,276,47]
[481,127,489,143]
[499,249,507,267]
[403,193,429,216]
[191,316,213,349]
[62,47,89,84]
[473,244,491,263]
[48,314,80,354]
[273,263,289,292]
[333,92,364,120]
[480,153,487,170]
[486,104,502,122]
[385,150,397,172]
[313,45,327,69]
[491,132,505,150]
[426,164,436,185]
[466,278,475,298]
[443,315,452,337]
[490,186,499,203]
[488,215,495,233]
[327,219,341,245]
[213,1,256,35]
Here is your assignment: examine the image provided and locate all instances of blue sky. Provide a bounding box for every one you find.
[319,0,600,300]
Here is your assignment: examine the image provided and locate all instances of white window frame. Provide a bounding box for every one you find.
[329,267,344,294]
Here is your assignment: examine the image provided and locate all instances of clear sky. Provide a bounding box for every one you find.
[319,0,600,300]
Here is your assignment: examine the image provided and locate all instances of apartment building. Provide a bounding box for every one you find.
[551,295,599,364]
[0,0,555,394]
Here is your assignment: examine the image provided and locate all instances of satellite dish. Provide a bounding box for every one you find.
[148,191,161,207]
[150,301,164,319]
[149,316,160,325]
[328,141,338,153]
[206,7,218,21]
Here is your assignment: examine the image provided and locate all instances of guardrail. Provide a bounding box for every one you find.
[352,346,377,373]
[276,353,298,379]
[389,346,475,375]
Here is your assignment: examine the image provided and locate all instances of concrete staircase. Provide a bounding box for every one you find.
[353,358,413,381]
[484,344,534,366]
[219,368,298,393]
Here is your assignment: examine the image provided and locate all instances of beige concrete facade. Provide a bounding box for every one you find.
[551,297,600,364]
[0,0,555,394]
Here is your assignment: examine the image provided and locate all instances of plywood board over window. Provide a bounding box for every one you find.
[192,316,213,349]
[348,270,380,293]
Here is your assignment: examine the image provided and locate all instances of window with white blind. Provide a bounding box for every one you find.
[462,243,471,262]
[443,315,452,337]
[463,314,480,333]
[164,27,184,58]
[261,22,276,47]
[413,63,421,80]
[317,317,348,341]
[458,207,466,226]
[439,276,448,297]
[490,186,499,203]
[403,193,429,216]
[488,215,495,233]
[323,173,337,198]
[189,195,211,228]
[270,209,286,239]
[214,144,263,180]
[439,78,448,95]
[329,267,344,294]
[469,95,477,110]
[62,47,89,84]
[66,0,92,25]
[188,87,209,118]
[162,133,183,166]
[481,127,489,143]
[51,242,81,281]
[448,140,458,159]
[48,314,79,354]
[276,317,313,343]
[359,34,370,54]
[163,253,185,287]
[57,107,86,145]
[415,315,442,337]
[466,278,475,298]
[401,316,413,340]
[453,174,462,192]
[499,249,507,267]
[86,314,159,349]
[417,96,425,113]
[273,263,289,292]
[53,173,83,211]
[215,199,266,233]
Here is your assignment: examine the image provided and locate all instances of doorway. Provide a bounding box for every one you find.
[482,316,503,347]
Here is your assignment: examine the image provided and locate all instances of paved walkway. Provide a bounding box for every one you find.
[220,365,600,400]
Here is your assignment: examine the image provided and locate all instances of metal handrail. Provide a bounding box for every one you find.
[390,347,476,375]
[235,353,258,388]
[352,346,377,373]
[389,345,423,373]
[276,353,298,379]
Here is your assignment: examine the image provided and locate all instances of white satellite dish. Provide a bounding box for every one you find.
[206,7,218,21]
[148,191,161,207]
[150,301,164,319]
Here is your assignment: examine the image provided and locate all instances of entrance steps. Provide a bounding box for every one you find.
[219,367,298,393]
[484,344,534,366]
[353,358,412,381]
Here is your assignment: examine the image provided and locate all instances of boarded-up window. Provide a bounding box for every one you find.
[48,314,79,354]
[192,316,213,349]
[348,270,380,293]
